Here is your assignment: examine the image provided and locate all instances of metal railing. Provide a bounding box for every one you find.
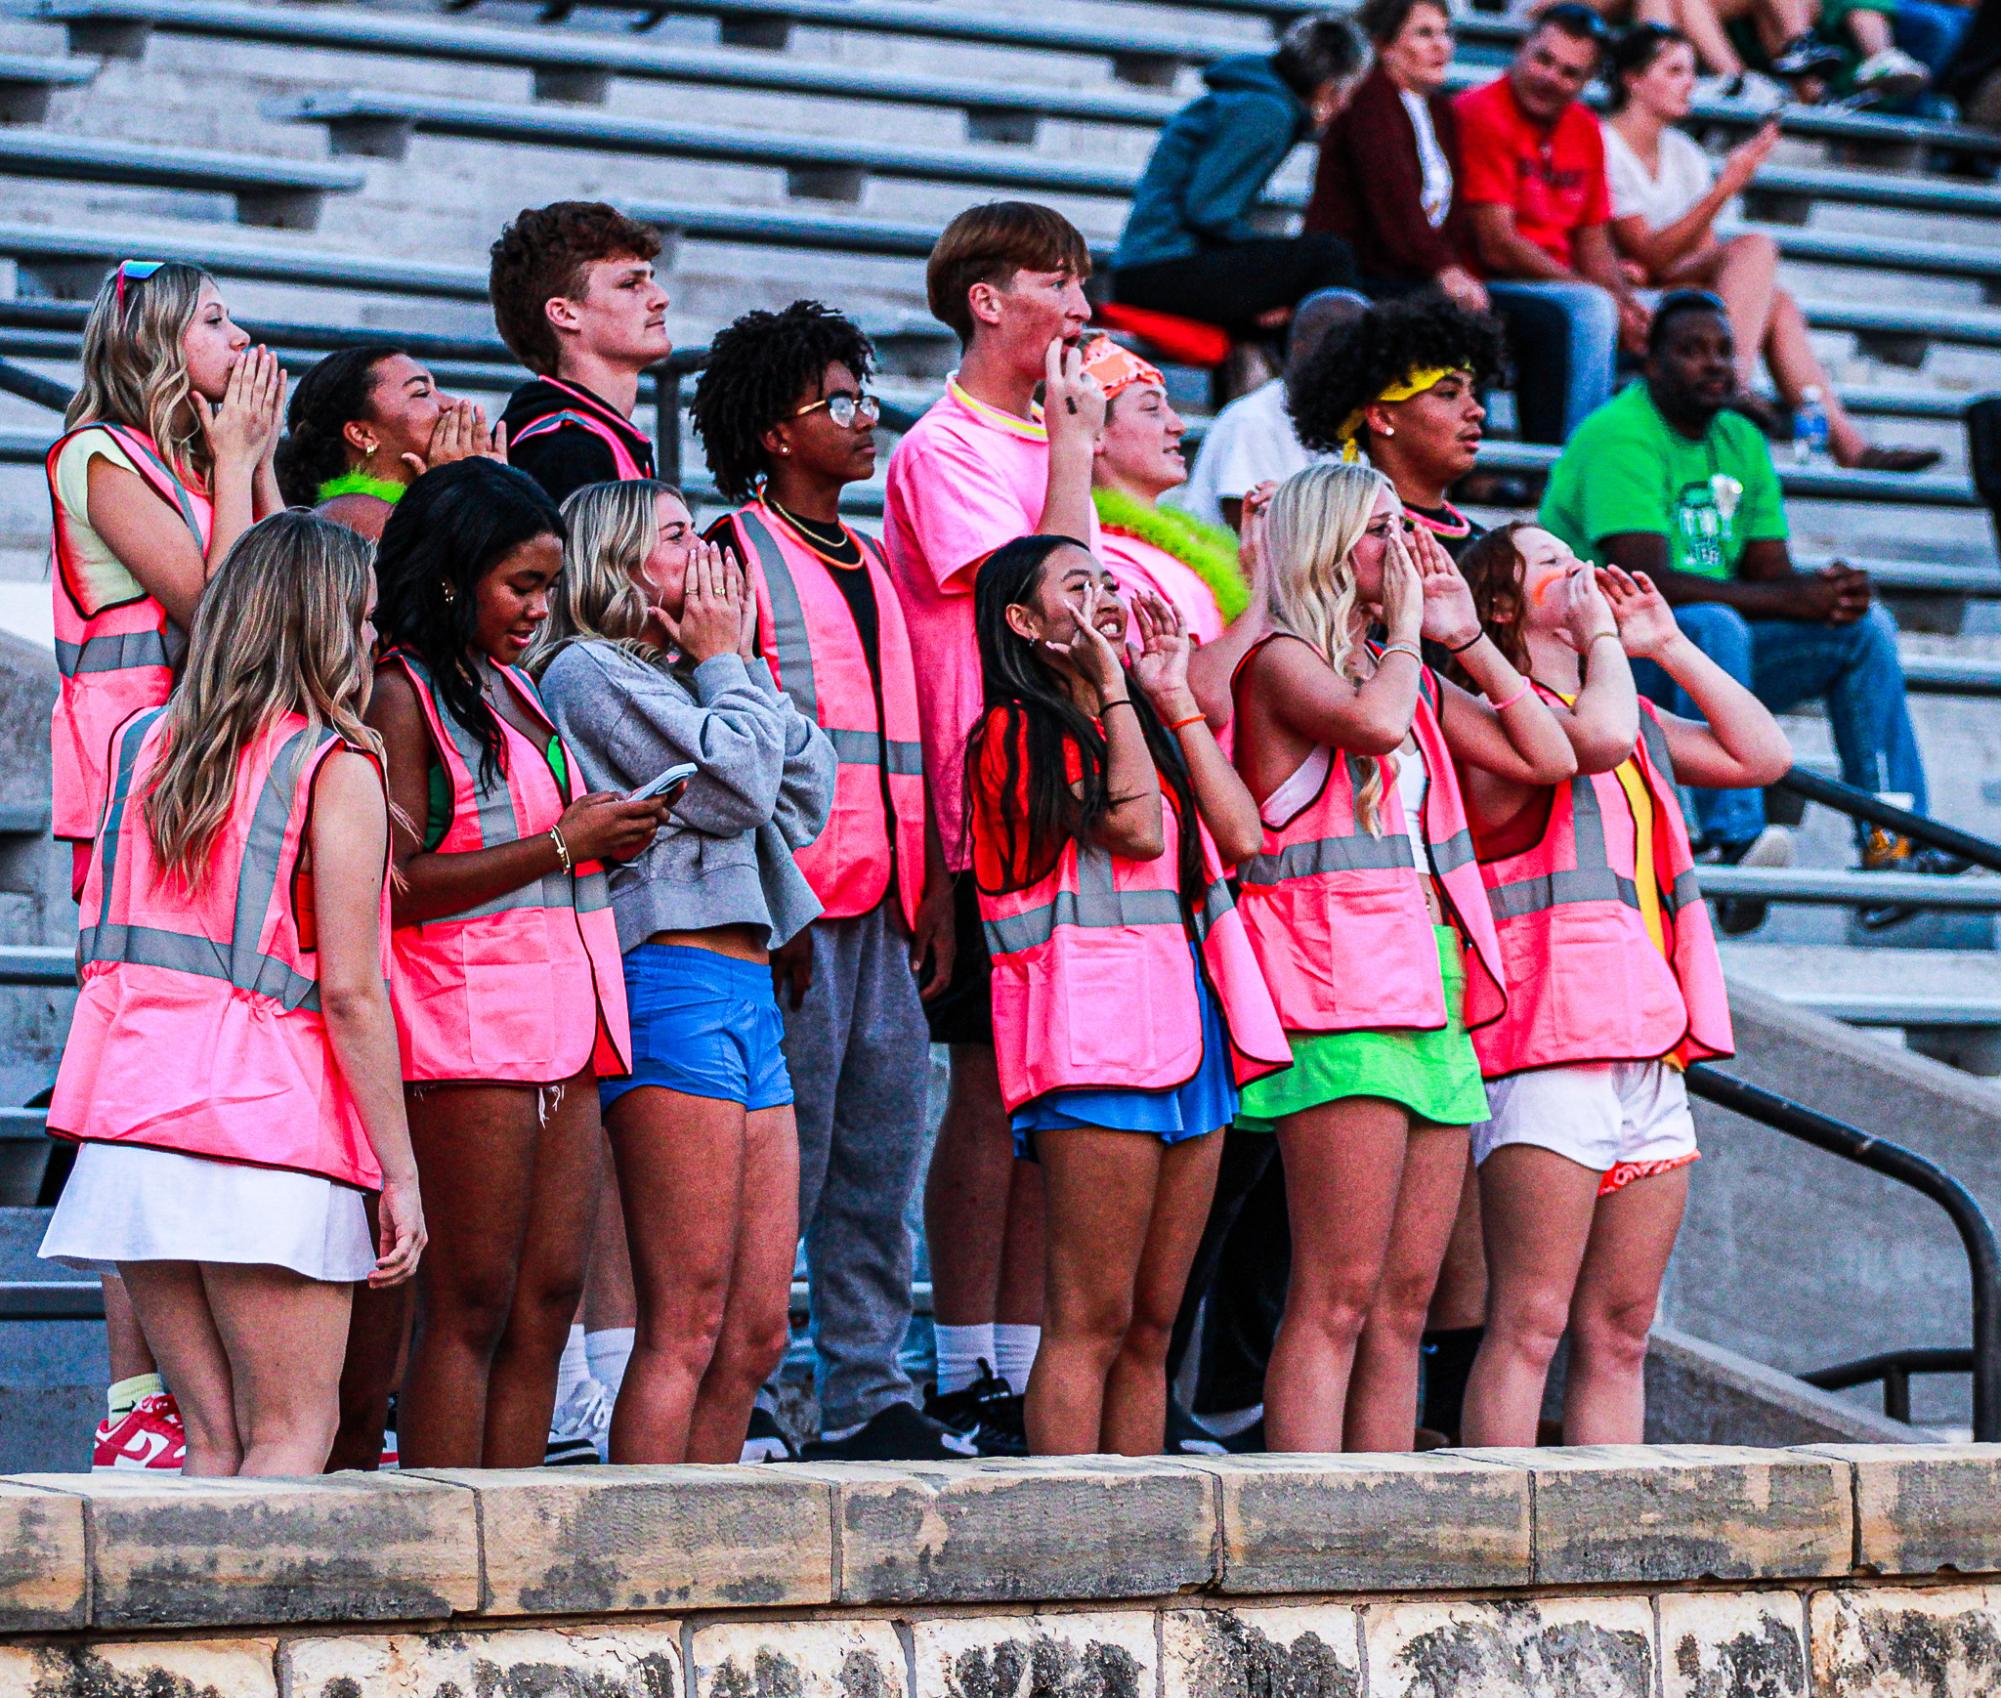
[1688,1066,2001,1439]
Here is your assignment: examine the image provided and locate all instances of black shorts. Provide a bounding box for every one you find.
[924,870,993,1046]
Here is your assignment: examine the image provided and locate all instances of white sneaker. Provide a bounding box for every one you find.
[1739,824,1797,869]
[1697,70,1788,111]
[1853,47,1930,104]
[545,1377,613,1465]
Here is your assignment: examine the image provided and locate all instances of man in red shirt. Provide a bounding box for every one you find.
[1454,4,1648,441]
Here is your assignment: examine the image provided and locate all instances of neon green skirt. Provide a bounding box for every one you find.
[1236,925,1491,1131]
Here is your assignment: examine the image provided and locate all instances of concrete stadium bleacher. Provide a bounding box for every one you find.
[0,0,1994,1069]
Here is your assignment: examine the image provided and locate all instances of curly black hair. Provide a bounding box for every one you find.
[1288,295,1509,457]
[273,344,404,507]
[688,300,876,505]
[374,458,564,787]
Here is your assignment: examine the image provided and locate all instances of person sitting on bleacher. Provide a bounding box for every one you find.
[1453,5,1650,441]
[1110,15,1366,337]
[1540,291,1961,931]
[1603,26,1940,473]
[490,200,668,505]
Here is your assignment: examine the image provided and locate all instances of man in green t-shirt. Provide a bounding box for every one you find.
[1540,291,1950,909]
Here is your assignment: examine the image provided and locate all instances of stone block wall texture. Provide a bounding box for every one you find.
[5,1447,2001,1695]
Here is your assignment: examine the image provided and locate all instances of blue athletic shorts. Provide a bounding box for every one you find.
[600,942,794,1114]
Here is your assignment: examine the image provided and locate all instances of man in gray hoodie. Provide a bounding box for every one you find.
[1112,16,1366,334]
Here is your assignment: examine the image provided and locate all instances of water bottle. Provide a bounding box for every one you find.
[1793,386,1828,465]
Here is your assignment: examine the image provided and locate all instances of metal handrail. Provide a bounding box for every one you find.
[1801,1346,1971,1426]
[1688,1065,2001,1439]
[1776,766,2001,875]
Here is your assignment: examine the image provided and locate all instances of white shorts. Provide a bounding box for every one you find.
[1472,1061,1699,1196]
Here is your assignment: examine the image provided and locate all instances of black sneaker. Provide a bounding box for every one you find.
[1166,1401,1228,1456]
[739,1406,795,1464]
[923,1359,1029,1457]
[1859,837,1971,930]
[800,1402,979,1462]
[1703,825,1794,936]
[1769,31,1845,82]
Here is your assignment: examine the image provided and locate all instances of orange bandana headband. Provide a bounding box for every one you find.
[1081,335,1165,400]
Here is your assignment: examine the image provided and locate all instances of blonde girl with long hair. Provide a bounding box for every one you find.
[1229,461,1575,1453]
[39,511,425,1477]
[51,261,284,868]
[533,479,836,1464]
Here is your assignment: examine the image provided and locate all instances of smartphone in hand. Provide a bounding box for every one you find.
[627,761,698,803]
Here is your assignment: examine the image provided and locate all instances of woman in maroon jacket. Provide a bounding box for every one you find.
[1308,0,1487,312]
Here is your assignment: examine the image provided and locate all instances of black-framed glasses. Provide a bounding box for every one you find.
[791,393,881,429]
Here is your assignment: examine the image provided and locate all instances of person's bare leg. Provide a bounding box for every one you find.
[118,1260,239,1476]
[329,1275,408,1470]
[686,1104,799,1464]
[1672,0,1749,75]
[1348,1125,1472,1453]
[1846,7,1893,54]
[607,1086,748,1464]
[925,1045,1014,1333]
[1711,234,1780,386]
[1029,1129,1161,1455]
[396,1083,538,1469]
[995,1158,1046,1331]
[582,1134,636,1336]
[1563,1167,1690,1443]
[203,1263,353,1476]
[1764,288,1873,465]
[1101,1130,1225,1456]
[101,1274,155,1384]
[1427,1158,1488,1334]
[1460,1146,1604,1447]
[480,1074,603,1468]
[1263,1098,1410,1453]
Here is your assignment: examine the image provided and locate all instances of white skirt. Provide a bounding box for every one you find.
[40,1142,375,1282]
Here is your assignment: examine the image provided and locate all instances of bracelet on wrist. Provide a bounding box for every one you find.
[1486,677,1533,713]
[1101,696,1134,713]
[1166,712,1207,733]
[1378,641,1424,666]
[548,825,573,875]
[1446,630,1485,655]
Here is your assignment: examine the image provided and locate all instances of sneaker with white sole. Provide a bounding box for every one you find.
[544,1377,612,1465]
[92,1391,186,1472]
[1706,824,1794,936]
[1853,46,1930,104]
[740,1406,795,1463]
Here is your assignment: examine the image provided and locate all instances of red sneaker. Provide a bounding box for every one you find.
[92,1392,187,1472]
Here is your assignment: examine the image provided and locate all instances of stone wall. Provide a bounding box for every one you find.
[5,1445,2001,1696]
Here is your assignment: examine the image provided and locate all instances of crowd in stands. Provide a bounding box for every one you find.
[32,0,1977,1480]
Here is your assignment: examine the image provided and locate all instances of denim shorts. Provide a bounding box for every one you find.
[600,943,794,1113]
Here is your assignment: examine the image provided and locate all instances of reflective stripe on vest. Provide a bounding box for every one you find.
[55,628,171,680]
[1482,755,1701,923]
[982,844,1185,956]
[734,506,925,779]
[79,710,328,1011]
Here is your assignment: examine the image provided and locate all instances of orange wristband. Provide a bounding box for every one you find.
[1167,713,1207,733]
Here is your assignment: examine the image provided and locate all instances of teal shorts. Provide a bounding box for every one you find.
[1236,925,1491,1131]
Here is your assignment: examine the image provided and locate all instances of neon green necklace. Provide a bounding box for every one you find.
[1092,485,1250,622]
[316,470,407,505]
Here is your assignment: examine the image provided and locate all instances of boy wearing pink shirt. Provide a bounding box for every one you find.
[883,201,1105,1445]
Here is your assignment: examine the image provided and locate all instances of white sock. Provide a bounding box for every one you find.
[554,1325,589,1408]
[992,1324,1041,1395]
[586,1327,635,1400]
[934,1322,997,1396]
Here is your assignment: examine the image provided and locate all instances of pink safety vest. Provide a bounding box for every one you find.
[508,377,647,480]
[1473,693,1733,1076]
[48,708,389,1189]
[46,424,214,847]
[980,756,1289,1115]
[386,651,631,1084]
[1231,636,1507,1035]
[729,501,927,927]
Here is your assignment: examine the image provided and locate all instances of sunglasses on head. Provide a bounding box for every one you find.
[113,259,165,315]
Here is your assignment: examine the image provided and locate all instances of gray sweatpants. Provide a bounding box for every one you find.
[773,898,931,1431]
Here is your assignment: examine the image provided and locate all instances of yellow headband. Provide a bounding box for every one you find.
[1335,366,1455,461]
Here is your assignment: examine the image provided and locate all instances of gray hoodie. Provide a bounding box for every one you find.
[538,643,836,952]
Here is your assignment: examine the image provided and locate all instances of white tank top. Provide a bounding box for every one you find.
[1393,737,1430,870]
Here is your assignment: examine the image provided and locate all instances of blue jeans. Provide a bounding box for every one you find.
[1635,601,1927,849]
[1486,280,1620,444]
[1895,0,1972,73]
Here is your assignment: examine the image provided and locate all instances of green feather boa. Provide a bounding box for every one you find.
[1091,485,1250,623]
[316,470,407,505]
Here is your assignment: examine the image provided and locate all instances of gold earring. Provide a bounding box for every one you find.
[1381,426,1395,437]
